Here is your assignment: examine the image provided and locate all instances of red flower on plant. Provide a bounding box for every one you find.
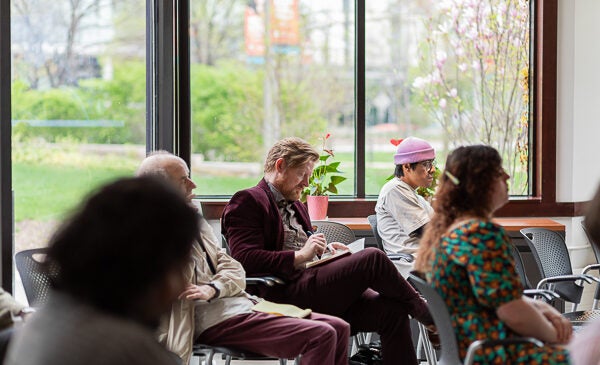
[390,138,403,146]
[325,133,331,140]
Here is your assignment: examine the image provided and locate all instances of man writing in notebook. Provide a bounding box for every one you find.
[137,152,350,365]
[222,137,435,365]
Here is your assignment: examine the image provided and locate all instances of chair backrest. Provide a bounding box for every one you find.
[408,273,462,365]
[15,248,58,307]
[311,221,355,244]
[509,242,533,290]
[582,221,600,264]
[520,228,582,303]
[367,214,385,251]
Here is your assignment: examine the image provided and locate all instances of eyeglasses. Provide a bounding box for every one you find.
[419,159,435,171]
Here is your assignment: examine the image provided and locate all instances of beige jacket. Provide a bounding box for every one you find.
[158,218,251,363]
[0,288,25,329]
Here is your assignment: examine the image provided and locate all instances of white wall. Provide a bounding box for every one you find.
[557,0,600,202]
[556,0,600,270]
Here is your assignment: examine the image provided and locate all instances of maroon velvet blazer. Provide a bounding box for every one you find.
[221,178,312,281]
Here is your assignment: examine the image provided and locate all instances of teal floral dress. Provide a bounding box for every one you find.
[428,219,570,364]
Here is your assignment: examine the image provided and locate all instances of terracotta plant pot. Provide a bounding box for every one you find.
[306,195,329,221]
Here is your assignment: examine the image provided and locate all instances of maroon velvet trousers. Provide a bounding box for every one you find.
[264,247,428,365]
[197,311,349,365]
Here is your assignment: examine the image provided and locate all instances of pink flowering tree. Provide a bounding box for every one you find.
[412,0,530,193]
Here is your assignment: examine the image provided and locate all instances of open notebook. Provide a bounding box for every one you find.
[252,299,312,318]
[305,238,365,268]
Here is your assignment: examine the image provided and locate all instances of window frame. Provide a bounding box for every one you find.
[197,0,579,220]
[0,0,578,288]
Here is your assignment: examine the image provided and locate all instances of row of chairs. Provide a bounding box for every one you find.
[17,222,600,365]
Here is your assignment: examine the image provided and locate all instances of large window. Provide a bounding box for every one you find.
[365,0,531,196]
[189,0,356,196]
[187,0,532,198]
[10,0,146,257]
[0,0,560,287]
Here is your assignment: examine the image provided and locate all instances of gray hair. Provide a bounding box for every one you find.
[136,150,185,180]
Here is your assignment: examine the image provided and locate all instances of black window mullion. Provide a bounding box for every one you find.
[176,0,191,166]
[0,0,13,291]
[146,0,176,155]
[354,0,366,198]
[355,0,366,198]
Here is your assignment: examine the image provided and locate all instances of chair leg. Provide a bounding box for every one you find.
[206,350,215,365]
[417,322,437,365]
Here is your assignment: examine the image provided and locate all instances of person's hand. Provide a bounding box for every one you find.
[533,300,572,344]
[298,233,327,260]
[178,284,217,301]
[543,309,572,344]
[328,242,350,254]
[17,307,36,322]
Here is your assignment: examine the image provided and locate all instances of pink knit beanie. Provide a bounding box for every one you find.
[394,137,435,165]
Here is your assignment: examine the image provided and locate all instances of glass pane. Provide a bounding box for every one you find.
[11,0,146,259]
[190,0,355,197]
[365,0,530,196]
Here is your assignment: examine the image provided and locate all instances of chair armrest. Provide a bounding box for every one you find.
[245,276,286,287]
[387,253,414,263]
[583,264,600,276]
[536,274,598,290]
[262,276,286,285]
[464,337,543,365]
[523,289,560,302]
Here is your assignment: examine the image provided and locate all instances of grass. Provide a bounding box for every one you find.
[13,163,134,222]
[12,146,530,222]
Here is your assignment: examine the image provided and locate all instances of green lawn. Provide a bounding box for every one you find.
[12,150,528,222]
[13,163,133,222]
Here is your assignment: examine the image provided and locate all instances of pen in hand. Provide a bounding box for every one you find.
[306,230,328,259]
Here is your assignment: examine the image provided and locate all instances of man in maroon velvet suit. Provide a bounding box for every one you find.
[222,137,433,365]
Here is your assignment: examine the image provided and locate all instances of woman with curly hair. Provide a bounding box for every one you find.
[415,145,571,364]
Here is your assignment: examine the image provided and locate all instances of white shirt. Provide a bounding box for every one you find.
[375,177,433,277]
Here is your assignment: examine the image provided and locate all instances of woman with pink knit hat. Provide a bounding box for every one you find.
[375,137,436,277]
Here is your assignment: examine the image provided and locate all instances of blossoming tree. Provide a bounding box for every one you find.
[412,0,530,194]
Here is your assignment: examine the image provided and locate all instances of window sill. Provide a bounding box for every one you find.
[197,197,589,220]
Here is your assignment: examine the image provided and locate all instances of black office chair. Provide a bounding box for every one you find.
[193,344,297,365]
[520,228,600,324]
[366,214,414,262]
[311,220,356,244]
[508,242,559,302]
[15,248,58,307]
[408,273,544,365]
[582,221,600,309]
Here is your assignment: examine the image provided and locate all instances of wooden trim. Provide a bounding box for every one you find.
[332,217,565,233]
[199,199,590,220]
[536,0,558,202]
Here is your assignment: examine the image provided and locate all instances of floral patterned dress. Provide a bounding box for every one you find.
[428,219,570,364]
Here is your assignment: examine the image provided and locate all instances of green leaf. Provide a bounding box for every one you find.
[330,175,347,184]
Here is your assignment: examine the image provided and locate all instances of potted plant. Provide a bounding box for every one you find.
[301,133,347,220]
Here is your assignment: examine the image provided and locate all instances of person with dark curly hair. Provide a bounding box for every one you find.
[6,177,199,365]
[415,145,571,364]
